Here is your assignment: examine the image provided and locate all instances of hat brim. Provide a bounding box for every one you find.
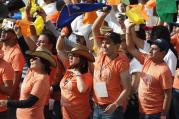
[26,50,57,67]
[70,50,95,62]
[96,35,107,41]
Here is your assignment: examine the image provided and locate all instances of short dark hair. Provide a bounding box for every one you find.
[107,32,122,44]
[79,56,88,74]
[150,26,170,41]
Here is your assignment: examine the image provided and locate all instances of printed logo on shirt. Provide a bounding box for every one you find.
[141,72,153,89]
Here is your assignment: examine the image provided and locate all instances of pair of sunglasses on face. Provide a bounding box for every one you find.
[68,53,79,57]
[31,56,40,61]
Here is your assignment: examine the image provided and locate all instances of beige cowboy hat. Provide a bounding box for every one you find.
[100,26,113,35]
[69,43,95,62]
[26,46,57,67]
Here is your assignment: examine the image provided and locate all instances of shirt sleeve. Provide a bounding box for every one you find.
[11,53,25,71]
[160,67,173,89]
[137,52,148,65]
[2,63,14,81]
[117,55,130,73]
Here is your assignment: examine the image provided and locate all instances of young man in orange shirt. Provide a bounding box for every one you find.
[126,22,173,119]
[91,8,131,119]
[1,28,25,119]
[0,51,14,119]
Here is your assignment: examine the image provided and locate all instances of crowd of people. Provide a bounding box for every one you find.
[0,0,179,119]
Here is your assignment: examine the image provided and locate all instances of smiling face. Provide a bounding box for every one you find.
[0,30,16,43]
[101,38,118,55]
[36,34,52,51]
[148,44,166,61]
[30,56,44,71]
[68,53,80,67]
[76,35,86,46]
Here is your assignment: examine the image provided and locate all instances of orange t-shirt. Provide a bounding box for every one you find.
[2,44,25,99]
[171,33,179,54]
[138,53,173,114]
[2,44,25,71]
[0,59,14,112]
[60,71,93,119]
[173,68,179,89]
[93,52,129,105]
[16,69,50,119]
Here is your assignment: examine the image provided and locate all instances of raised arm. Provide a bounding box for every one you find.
[125,22,141,61]
[130,25,145,49]
[92,8,110,49]
[23,25,37,51]
[56,31,69,69]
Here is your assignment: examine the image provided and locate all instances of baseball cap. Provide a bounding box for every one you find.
[147,38,170,53]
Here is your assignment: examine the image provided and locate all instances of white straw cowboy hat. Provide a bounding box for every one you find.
[26,46,57,67]
[69,43,95,62]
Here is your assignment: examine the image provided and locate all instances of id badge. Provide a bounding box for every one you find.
[95,82,108,97]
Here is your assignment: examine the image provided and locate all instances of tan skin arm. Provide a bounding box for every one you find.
[23,25,37,51]
[131,72,140,94]
[76,73,88,93]
[92,8,110,50]
[56,32,69,69]
[162,89,172,116]
[104,70,131,114]
[130,25,145,49]
[126,22,141,61]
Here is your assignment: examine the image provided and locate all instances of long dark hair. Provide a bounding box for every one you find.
[69,56,88,74]
[79,57,88,74]
[40,58,51,75]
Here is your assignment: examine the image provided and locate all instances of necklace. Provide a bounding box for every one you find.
[63,72,73,86]
[99,54,118,79]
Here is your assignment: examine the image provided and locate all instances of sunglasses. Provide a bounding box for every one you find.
[68,53,79,57]
[31,57,40,61]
